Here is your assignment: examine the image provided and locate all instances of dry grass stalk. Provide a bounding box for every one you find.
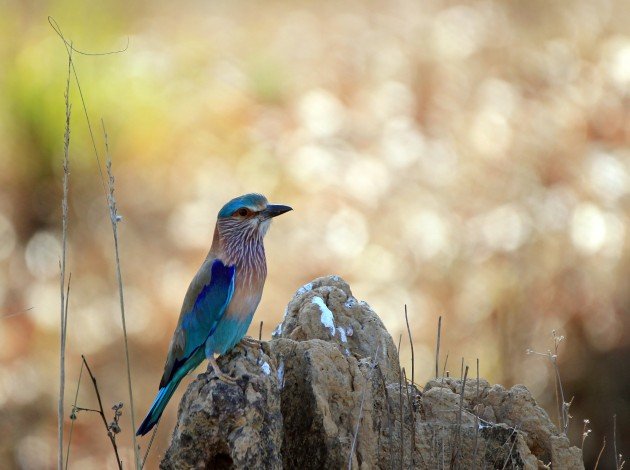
[58,47,72,470]
[103,123,140,469]
[594,436,606,470]
[398,366,404,469]
[472,414,480,470]
[581,419,591,450]
[402,368,418,467]
[377,366,395,469]
[435,316,442,378]
[141,424,160,470]
[81,355,123,469]
[476,358,479,399]
[404,305,414,385]
[526,330,571,435]
[451,365,469,468]
[48,16,122,199]
[613,414,626,470]
[472,358,480,470]
[65,355,83,470]
[500,427,520,470]
[347,345,380,470]
[50,17,137,468]
[442,351,449,382]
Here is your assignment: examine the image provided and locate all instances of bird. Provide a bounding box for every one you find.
[136,193,292,436]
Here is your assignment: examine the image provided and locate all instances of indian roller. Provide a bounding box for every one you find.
[136,193,291,436]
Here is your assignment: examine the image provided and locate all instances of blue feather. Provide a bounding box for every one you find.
[137,259,235,436]
[217,193,267,218]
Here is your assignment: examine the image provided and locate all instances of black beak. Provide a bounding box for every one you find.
[262,204,292,219]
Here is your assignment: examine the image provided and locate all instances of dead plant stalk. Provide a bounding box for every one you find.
[81,355,123,469]
[58,47,72,470]
[104,123,140,469]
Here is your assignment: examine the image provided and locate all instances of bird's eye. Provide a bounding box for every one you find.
[236,208,250,217]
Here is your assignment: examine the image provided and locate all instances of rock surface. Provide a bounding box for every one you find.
[161,275,584,469]
[161,346,282,469]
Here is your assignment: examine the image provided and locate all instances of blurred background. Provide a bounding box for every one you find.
[1,0,628,468]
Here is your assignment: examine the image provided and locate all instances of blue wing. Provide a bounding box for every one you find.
[159,258,236,388]
[137,258,235,436]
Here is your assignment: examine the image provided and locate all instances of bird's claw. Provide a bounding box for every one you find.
[215,370,238,384]
[208,357,237,384]
[240,336,262,349]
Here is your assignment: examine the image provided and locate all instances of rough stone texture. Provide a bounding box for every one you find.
[275,275,401,384]
[162,275,584,469]
[160,345,282,469]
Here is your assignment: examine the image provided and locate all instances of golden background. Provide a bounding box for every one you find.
[0,0,628,468]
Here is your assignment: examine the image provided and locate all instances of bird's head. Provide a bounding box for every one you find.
[216,193,292,241]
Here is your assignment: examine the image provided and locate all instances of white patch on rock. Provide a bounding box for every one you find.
[296,282,313,295]
[312,296,335,335]
[272,307,288,337]
[344,297,357,309]
[337,326,350,356]
[337,326,348,343]
[346,325,354,337]
[261,361,271,375]
[277,361,285,389]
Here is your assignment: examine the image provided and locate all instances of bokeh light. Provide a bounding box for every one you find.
[1,0,628,468]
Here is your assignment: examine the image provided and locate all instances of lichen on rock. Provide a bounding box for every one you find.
[161,275,584,469]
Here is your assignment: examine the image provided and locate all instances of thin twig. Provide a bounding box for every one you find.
[399,366,404,469]
[472,358,480,468]
[402,368,416,466]
[82,355,123,469]
[141,423,160,470]
[551,355,561,430]
[103,123,140,469]
[61,274,72,469]
[460,357,464,379]
[258,321,263,342]
[442,351,449,382]
[348,345,381,470]
[581,419,591,450]
[58,47,72,470]
[614,415,618,469]
[472,414,479,470]
[435,316,442,378]
[552,331,569,433]
[378,366,395,470]
[451,365,469,468]
[404,305,414,386]
[594,436,606,470]
[526,331,570,434]
[1,307,34,320]
[500,427,520,470]
[74,406,103,414]
[613,415,624,470]
[49,18,109,201]
[49,17,129,56]
[476,358,479,399]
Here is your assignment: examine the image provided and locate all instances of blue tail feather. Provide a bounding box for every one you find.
[136,381,177,436]
[137,347,205,436]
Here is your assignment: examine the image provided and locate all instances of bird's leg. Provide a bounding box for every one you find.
[208,356,237,384]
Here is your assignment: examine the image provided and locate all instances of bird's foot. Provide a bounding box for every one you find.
[208,357,237,384]
[240,336,262,349]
